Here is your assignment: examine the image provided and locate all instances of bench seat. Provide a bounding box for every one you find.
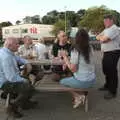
[36,83,88,92]
[36,81,89,112]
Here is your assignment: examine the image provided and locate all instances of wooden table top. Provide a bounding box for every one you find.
[28,59,64,65]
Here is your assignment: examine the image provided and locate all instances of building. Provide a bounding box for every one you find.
[2,24,55,40]
[2,24,79,44]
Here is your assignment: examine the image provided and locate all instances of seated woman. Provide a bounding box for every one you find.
[51,30,71,81]
[60,29,96,108]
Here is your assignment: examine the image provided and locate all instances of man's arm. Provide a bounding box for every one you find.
[15,55,29,65]
[96,34,111,43]
[2,56,25,82]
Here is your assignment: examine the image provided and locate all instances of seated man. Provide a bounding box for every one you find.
[15,55,32,73]
[17,35,44,85]
[1,55,32,99]
[0,37,37,118]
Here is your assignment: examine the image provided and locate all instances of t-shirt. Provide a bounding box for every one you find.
[18,44,37,58]
[70,49,95,82]
[52,42,71,57]
[101,24,120,52]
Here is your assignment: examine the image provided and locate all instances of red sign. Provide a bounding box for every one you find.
[30,27,37,34]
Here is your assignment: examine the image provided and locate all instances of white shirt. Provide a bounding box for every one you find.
[35,43,47,59]
[101,24,120,52]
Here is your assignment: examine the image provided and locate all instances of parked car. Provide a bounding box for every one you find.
[89,35,101,51]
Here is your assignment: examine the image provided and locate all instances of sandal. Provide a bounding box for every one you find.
[73,95,85,108]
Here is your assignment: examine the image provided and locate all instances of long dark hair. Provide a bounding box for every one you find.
[74,29,91,64]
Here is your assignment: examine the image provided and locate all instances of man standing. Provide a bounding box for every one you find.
[96,14,120,99]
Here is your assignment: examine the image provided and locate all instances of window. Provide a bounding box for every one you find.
[4,29,9,34]
[21,29,28,33]
[12,29,19,33]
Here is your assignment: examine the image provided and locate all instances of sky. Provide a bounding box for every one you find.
[0,0,120,24]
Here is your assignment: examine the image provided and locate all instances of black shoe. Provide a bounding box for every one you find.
[6,104,23,118]
[13,111,23,118]
[104,92,116,100]
[1,92,18,100]
[1,92,7,99]
[98,86,108,91]
[21,100,38,110]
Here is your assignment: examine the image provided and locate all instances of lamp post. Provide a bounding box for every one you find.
[64,6,67,33]
[20,28,22,39]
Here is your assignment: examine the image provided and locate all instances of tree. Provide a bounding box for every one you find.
[42,15,56,24]
[79,5,111,32]
[23,16,32,24]
[76,9,86,25]
[77,9,86,17]
[57,11,79,27]
[31,15,41,24]
[16,20,21,25]
[47,10,58,17]
[0,21,12,27]
[42,10,80,27]
[42,10,59,24]
[0,21,13,40]
[23,15,41,24]
[110,10,120,26]
[65,11,78,27]
[51,19,71,36]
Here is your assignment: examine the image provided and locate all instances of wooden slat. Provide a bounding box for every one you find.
[28,59,63,65]
[36,83,89,92]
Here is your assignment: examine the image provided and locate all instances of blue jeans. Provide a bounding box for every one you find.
[60,76,95,89]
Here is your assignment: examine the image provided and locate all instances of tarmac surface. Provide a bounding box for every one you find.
[0,51,120,120]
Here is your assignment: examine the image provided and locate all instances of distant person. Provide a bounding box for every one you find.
[96,14,120,99]
[35,42,47,59]
[51,30,71,81]
[35,42,51,71]
[0,37,37,118]
[60,29,96,108]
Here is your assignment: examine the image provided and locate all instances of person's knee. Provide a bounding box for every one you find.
[60,79,67,85]
[25,64,32,73]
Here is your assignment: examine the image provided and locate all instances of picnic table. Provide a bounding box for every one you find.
[28,59,64,65]
[27,59,89,112]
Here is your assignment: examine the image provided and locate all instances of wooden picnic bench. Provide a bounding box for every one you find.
[27,59,90,112]
[36,77,89,112]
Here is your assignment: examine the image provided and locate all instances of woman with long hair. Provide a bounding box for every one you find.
[60,29,96,108]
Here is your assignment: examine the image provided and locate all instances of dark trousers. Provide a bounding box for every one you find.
[102,50,120,95]
[1,81,35,106]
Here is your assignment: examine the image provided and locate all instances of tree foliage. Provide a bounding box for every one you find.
[16,20,21,25]
[0,21,12,40]
[42,10,85,27]
[42,15,56,24]
[23,15,41,24]
[31,15,41,24]
[51,19,71,36]
[110,10,120,26]
[0,21,12,27]
[79,5,120,32]
[42,10,58,24]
